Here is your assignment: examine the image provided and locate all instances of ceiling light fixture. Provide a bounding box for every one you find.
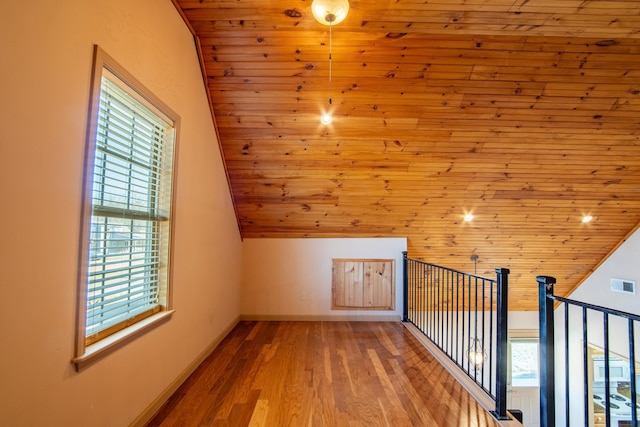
[312,0,349,125]
[464,213,474,222]
[582,215,593,223]
[312,0,350,26]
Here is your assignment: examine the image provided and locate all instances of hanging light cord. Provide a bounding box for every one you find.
[328,21,333,106]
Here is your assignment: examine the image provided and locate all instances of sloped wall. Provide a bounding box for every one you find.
[569,226,640,313]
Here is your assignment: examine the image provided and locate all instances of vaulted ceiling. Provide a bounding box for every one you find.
[172,0,640,310]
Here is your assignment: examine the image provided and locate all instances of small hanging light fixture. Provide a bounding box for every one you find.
[470,254,479,275]
[467,337,487,370]
[312,0,349,125]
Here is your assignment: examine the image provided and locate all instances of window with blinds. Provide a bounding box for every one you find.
[76,46,178,362]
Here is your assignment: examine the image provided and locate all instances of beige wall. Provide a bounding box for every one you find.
[0,1,242,425]
[241,238,407,319]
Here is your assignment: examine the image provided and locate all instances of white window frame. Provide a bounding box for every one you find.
[507,331,540,388]
[73,46,179,371]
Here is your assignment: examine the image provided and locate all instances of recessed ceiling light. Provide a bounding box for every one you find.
[320,113,332,125]
[464,213,474,222]
[582,215,593,223]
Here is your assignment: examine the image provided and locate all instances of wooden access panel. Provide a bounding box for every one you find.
[332,259,395,310]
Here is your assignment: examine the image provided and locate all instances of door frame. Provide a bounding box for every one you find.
[507,329,540,427]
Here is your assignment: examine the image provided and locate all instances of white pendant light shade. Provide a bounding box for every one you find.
[312,0,350,26]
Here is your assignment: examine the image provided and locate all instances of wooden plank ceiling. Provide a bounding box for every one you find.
[173,0,640,311]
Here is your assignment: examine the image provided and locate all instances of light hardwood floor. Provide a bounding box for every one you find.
[147,321,502,427]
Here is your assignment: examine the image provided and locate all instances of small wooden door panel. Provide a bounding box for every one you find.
[332,259,395,310]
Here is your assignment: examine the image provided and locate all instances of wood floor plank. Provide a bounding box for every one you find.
[247,398,268,427]
[147,321,502,427]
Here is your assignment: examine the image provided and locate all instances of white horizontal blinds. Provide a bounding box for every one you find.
[86,72,174,342]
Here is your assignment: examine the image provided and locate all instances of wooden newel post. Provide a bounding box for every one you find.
[538,275,557,427]
[402,251,408,322]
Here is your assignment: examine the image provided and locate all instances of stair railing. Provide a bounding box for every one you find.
[538,275,639,427]
[402,251,510,420]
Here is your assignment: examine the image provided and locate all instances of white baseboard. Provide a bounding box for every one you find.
[130,316,240,427]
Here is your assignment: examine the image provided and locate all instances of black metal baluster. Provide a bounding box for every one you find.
[417,261,420,329]
[467,273,472,375]
[438,266,442,347]
[604,313,611,427]
[412,261,417,329]
[445,269,449,352]
[629,319,637,427]
[427,263,432,337]
[474,275,479,382]
[488,278,494,397]
[564,304,569,426]
[461,269,466,371]
[419,262,423,332]
[416,261,419,328]
[402,251,408,322]
[456,271,460,364]
[481,278,486,390]
[582,306,588,427]
[436,266,441,346]
[420,261,424,332]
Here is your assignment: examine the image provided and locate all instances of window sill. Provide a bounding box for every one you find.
[73,310,174,372]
